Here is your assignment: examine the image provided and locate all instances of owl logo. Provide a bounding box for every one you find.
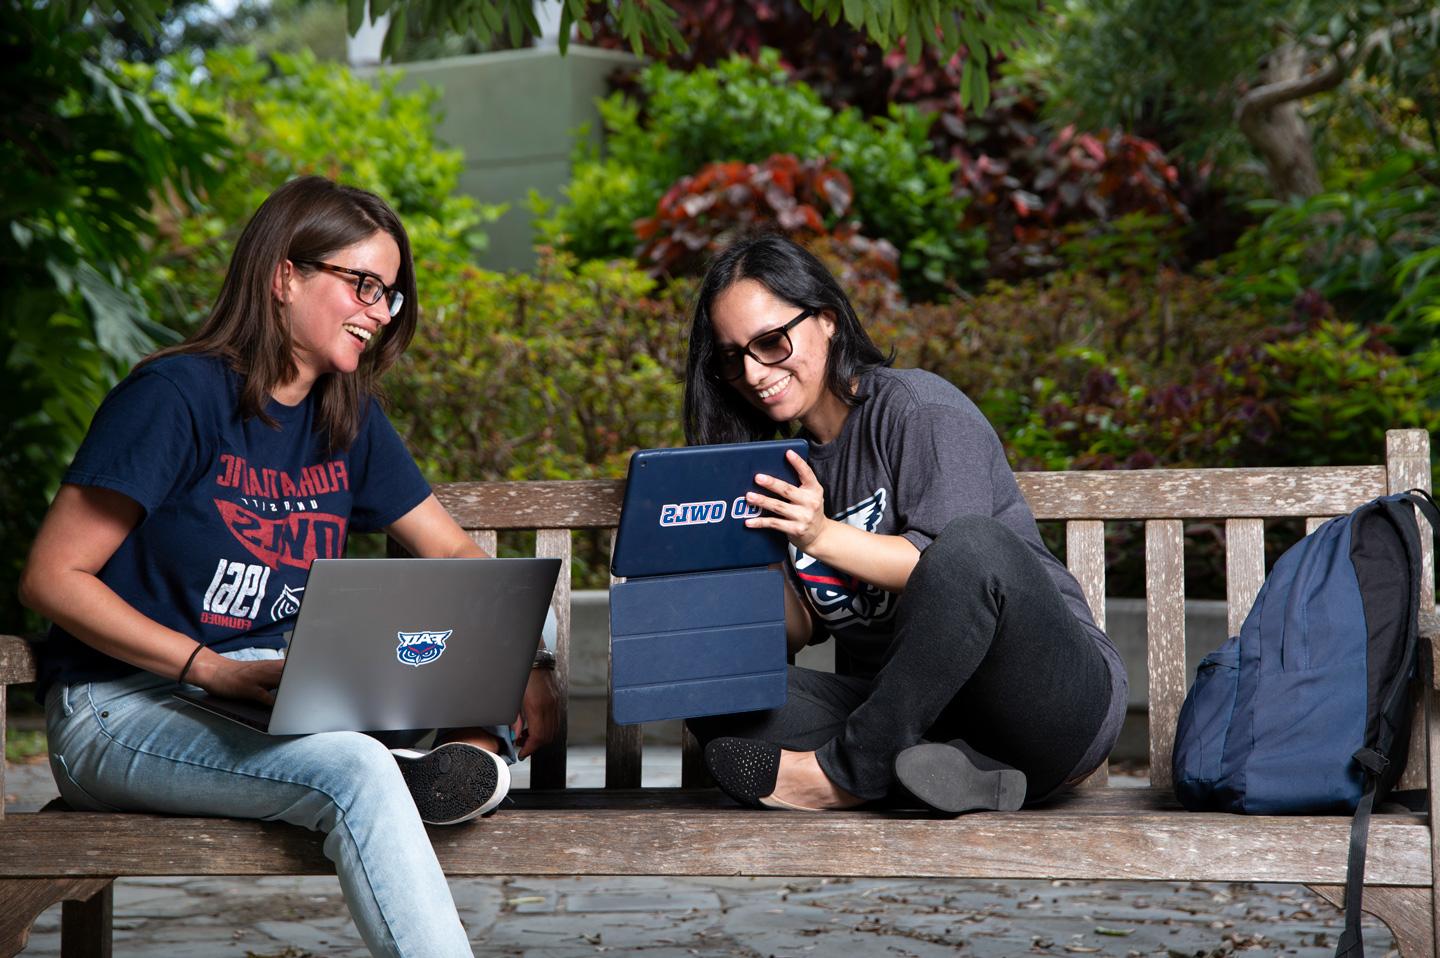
[791,489,896,629]
[396,630,452,668]
[270,584,303,622]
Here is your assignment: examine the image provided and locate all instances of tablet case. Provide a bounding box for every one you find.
[609,566,786,726]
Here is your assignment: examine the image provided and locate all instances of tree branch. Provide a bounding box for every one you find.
[1236,18,1420,122]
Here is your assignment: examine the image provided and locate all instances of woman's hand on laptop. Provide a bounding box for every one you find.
[512,669,559,759]
[194,654,284,706]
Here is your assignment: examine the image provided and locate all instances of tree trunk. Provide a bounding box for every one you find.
[1236,44,1325,199]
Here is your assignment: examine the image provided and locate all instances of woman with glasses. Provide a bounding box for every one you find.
[19,176,557,957]
[684,235,1127,814]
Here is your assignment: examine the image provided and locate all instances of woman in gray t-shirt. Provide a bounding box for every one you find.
[684,235,1128,813]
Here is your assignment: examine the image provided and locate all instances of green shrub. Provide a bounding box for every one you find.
[1219,151,1440,349]
[387,250,693,583]
[391,249,692,484]
[535,50,984,297]
[138,47,498,333]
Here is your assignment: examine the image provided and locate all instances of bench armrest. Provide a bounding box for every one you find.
[0,635,36,686]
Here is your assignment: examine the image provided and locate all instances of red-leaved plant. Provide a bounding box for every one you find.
[634,153,900,300]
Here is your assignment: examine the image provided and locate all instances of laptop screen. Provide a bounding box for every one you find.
[611,439,809,578]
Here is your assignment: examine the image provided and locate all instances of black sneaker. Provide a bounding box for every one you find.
[391,742,510,825]
[894,741,1026,814]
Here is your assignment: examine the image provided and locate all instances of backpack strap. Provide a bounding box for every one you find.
[1400,489,1440,535]
[1334,768,1379,958]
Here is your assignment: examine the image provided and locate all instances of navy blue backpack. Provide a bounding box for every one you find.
[1174,490,1438,957]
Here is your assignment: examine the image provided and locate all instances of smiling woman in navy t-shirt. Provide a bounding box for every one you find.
[19,176,550,958]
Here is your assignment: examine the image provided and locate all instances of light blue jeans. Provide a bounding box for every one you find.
[45,649,475,958]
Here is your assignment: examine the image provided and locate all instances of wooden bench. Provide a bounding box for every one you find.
[3,428,1437,957]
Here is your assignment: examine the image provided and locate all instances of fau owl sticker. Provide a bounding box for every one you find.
[396,630,452,667]
[791,489,896,629]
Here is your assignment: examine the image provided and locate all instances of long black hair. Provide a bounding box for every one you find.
[683,234,889,445]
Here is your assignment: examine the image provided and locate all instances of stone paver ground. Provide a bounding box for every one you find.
[6,751,1397,957]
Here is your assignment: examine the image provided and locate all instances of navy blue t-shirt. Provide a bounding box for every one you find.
[36,353,432,697]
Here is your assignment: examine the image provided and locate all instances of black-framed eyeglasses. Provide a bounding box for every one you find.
[293,260,405,317]
[711,309,816,382]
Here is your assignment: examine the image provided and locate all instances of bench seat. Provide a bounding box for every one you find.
[0,792,1432,885]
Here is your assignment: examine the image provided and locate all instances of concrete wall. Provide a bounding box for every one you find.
[389,46,642,272]
[566,591,1232,754]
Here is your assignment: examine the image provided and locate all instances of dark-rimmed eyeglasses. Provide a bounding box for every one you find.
[711,309,816,382]
[293,260,405,317]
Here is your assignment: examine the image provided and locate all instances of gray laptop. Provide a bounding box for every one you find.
[174,557,561,735]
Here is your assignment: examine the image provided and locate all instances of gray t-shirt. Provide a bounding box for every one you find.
[791,366,1127,774]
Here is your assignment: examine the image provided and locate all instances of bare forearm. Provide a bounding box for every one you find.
[805,520,921,593]
[23,570,203,681]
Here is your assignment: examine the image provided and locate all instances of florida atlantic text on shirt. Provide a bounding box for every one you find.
[201,453,353,630]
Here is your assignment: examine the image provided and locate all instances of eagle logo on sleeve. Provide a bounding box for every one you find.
[790,489,896,629]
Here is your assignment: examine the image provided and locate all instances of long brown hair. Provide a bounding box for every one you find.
[149,176,418,450]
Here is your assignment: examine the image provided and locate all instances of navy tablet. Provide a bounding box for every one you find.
[610,439,809,578]
[609,566,786,725]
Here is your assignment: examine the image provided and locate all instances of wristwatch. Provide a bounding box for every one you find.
[532,647,557,670]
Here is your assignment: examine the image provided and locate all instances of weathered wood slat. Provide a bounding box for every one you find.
[1400,677,1428,793]
[1305,516,1329,535]
[607,718,642,789]
[1065,521,1106,632]
[1427,673,1440,950]
[1,683,6,826]
[607,550,642,788]
[529,529,572,790]
[1017,466,1387,520]
[1145,520,1186,790]
[1065,520,1109,787]
[0,635,36,685]
[435,480,625,530]
[0,810,1429,884]
[433,467,1395,530]
[61,881,113,958]
[0,878,113,958]
[469,529,497,556]
[680,725,708,790]
[1396,617,1432,790]
[1388,429,1435,611]
[1309,884,1433,958]
[1225,519,1266,637]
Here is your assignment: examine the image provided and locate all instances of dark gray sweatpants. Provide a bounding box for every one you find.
[688,515,1112,803]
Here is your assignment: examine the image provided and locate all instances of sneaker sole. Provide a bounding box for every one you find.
[894,743,1026,814]
[392,744,510,825]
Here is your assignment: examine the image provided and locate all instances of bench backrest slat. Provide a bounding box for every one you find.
[1144,520,1187,790]
[531,528,573,790]
[1387,430,1435,609]
[1224,519,1267,639]
[470,529,498,555]
[1065,520,1109,786]
[1065,521,1107,632]
[437,481,623,530]
[1018,466,1387,520]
